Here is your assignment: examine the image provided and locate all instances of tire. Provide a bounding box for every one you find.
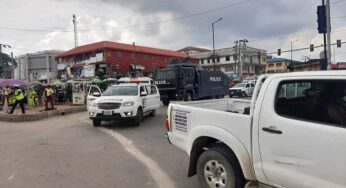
[92,119,101,127]
[241,92,247,98]
[163,100,170,106]
[196,146,245,188]
[229,94,233,98]
[185,92,193,101]
[149,110,156,117]
[134,108,143,126]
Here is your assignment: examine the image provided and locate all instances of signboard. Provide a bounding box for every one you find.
[57,63,66,70]
[84,64,95,77]
[172,109,191,133]
[73,92,85,105]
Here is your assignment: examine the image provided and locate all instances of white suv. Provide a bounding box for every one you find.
[229,82,255,97]
[87,82,160,127]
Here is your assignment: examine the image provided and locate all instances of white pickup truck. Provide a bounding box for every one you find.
[166,71,346,188]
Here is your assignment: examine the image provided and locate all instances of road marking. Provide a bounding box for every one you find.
[7,173,15,181]
[99,128,176,188]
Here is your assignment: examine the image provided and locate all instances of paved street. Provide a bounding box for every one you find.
[0,106,199,188]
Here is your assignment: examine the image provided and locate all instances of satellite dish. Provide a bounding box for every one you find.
[319,51,325,59]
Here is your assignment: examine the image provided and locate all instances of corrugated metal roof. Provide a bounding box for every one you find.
[56,41,191,58]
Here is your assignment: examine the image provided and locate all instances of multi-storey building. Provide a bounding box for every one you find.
[56,41,195,79]
[190,45,267,78]
[15,50,63,82]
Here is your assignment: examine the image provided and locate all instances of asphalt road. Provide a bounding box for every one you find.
[0,106,200,188]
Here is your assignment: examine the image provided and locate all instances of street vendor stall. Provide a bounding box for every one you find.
[70,80,91,105]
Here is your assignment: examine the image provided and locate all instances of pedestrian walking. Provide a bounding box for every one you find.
[2,85,11,105]
[45,85,55,110]
[9,85,25,114]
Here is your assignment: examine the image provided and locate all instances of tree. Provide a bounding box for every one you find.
[0,52,17,79]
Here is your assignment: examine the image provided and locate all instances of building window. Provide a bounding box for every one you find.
[262,56,266,62]
[207,58,210,63]
[225,56,230,61]
[116,52,122,57]
[250,56,253,63]
[131,53,135,59]
[201,59,204,64]
[144,55,148,60]
[217,57,220,63]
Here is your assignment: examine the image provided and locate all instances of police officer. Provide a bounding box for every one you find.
[9,85,25,114]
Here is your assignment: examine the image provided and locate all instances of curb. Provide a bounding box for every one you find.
[0,106,86,122]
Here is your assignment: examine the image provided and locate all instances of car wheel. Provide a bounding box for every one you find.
[229,94,233,98]
[92,119,101,127]
[150,110,156,117]
[197,146,245,188]
[134,108,143,126]
[242,92,247,98]
[162,100,170,106]
[185,92,193,101]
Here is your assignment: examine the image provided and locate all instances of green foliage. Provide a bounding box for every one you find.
[0,52,17,78]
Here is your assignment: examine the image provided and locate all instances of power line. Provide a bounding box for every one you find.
[0,0,252,33]
[331,15,346,19]
[331,0,346,4]
[243,28,346,44]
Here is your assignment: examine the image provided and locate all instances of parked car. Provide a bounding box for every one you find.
[165,71,346,188]
[228,82,255,97]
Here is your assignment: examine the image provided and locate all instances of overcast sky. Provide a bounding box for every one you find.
[0,0,345,62]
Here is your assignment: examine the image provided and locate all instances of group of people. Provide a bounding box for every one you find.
[1,85,56,114]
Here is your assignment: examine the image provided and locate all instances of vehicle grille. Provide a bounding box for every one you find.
[98,103,121,110]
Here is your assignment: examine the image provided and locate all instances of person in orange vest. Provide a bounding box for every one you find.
[9,85,25,114]
[45,85,55,110]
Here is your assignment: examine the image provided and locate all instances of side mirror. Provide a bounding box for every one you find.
[140,91,148,96]
[92,92,101,97]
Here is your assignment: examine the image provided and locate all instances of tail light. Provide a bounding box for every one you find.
[165,116,170,131]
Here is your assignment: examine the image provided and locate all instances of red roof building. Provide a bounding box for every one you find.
[56,41,197,78]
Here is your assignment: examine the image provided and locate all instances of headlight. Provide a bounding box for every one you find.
[91,101,97,107]
[123,101,135,107]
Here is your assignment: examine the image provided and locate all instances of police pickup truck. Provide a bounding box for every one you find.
[166,71,346,188]
[87,78,160,127]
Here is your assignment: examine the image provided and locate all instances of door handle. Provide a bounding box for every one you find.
[262,126,282,134]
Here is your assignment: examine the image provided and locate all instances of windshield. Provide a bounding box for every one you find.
[156,69,175,80]
[234,83,246,88]
[102,86,138,96]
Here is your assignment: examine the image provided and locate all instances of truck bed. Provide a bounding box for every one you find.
[172,98,251,114]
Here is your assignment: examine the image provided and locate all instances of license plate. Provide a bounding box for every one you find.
[103,110,113,116]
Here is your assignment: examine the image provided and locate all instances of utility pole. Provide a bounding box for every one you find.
[46,54,50,83]
[326,0,332,69]
[211,17,223,71]
[133,42,136,78]
[234,41,239,76]
[73,14,78,47]
[290,39,299,65]
[11,52,14,79]
[239,39,248,81]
